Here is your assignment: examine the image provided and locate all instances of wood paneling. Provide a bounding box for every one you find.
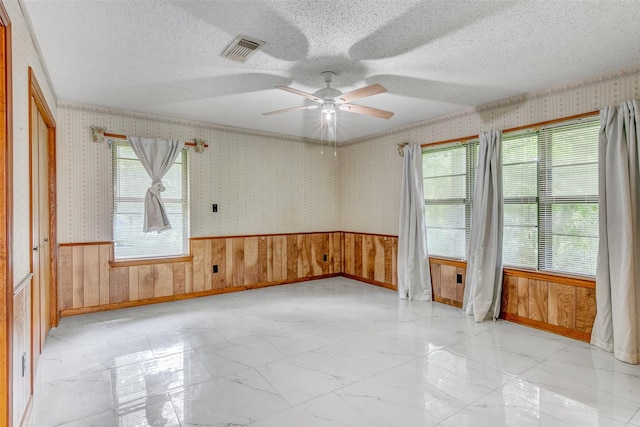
[428,257,595,342]
[343,233,354,275]
[58,232,354,315]
[109,268,129,304]
[258,237,267,282]
[232,237,245,285]
[456,267,465,302]
[71,246,83,308]
[342,233,397,289]
[58,246,73,309]
[13,280,31,427]
[548,282,576,330]
[501,275,518,316]
[517,276,528,318]
[575,287,596,334]
[286,235,297,280]
[430,263,441,297]
[99,244,110,304]
[56,234,596,344]
[502,270,593,342]
[82,245,100,307]
[138,265,154,300]
[210,238,225,289]
[191,239,205,292]
[528,279,548,322]
[440,265,458,301]
[353,234,363,278]
[173,263,186,295]
[430,258,464,308]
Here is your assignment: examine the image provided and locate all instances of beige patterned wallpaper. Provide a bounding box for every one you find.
[8,0,57,287]
[340,66,640,235]
[58,66,640,243]
[56,105,340,243]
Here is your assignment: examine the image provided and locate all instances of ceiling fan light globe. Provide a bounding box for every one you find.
[321,101,336,114]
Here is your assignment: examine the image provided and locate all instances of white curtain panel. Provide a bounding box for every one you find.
[397,144,432,300]
[591,100,640,364]
[128,137,185,233]
[463,130,504,322]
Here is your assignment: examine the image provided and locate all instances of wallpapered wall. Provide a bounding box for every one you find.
[340,66,640,236]
[56,105,340,243]
[8,0,57,286]
[58,66,640,243]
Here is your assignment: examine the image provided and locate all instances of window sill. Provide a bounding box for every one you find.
[502,267,595,288]
[429,256,467,268]
[109,255,193,268]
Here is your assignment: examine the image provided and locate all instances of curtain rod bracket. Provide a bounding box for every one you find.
[397,142,409,157]
[90,126,106,143]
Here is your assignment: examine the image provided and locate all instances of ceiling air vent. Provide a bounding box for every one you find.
[221,34,265,63]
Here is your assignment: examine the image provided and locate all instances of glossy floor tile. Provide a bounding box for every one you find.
[29,277,640,426]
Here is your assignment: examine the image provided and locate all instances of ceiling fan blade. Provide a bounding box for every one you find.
[340,104,394,119]
[337,84,387,104]
[276,86,323,104]
[262,105,318,116]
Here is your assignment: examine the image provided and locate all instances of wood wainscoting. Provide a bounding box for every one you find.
[429,257,466,308]
[429,256,596,342]
[501,268,596,342]
[56,233,595,342]
[58,232,346,316]
[190,233,342,292]
[342,232,398,290]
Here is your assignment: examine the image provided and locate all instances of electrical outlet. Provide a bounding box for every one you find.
[212,204,218,212]
[213,265,218,273]
[456,273,463,284]
[323,254,328,262]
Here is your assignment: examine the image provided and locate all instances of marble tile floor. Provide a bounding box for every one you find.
[28,277,640,427]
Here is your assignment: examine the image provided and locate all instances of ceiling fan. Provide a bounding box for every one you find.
[262,71,394,120]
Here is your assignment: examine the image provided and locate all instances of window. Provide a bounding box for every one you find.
[502,132,539,268]
[112,142,189,259]
[503,118,599,276]
[422,115,599,277]
[422,141,478,259]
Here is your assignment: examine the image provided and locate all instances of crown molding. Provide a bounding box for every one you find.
[57,101,325,146]
[342,64,640,146]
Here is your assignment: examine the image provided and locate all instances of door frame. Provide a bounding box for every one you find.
[0,3,12,426]
[28,68,57,335]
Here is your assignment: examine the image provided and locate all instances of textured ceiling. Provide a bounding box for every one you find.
[21,0,640,142]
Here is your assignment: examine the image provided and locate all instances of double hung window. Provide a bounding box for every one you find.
[422,141,478,259]
[112,141,189,259]
[422,116,599,277]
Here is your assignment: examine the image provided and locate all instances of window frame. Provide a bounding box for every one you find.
[535,118,599,276]
[421,113,599,278]
[501,116,599,277]
[111,140,190,260]
[422,140,478,260]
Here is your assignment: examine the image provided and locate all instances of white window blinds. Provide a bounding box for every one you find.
[502,117,599,276]
[502,132,539,269]
[112,142,189,259]
[423,142,478,259]
[538,119,599,276]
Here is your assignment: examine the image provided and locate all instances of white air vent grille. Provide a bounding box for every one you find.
[222,34,265,63]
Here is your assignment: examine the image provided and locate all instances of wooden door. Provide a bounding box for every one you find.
[0,11,9,426]
[30,97,50,362]
[37,100,50,351]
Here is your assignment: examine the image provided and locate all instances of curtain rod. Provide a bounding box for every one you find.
[420,110,599,148]
[103,132,209,148]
